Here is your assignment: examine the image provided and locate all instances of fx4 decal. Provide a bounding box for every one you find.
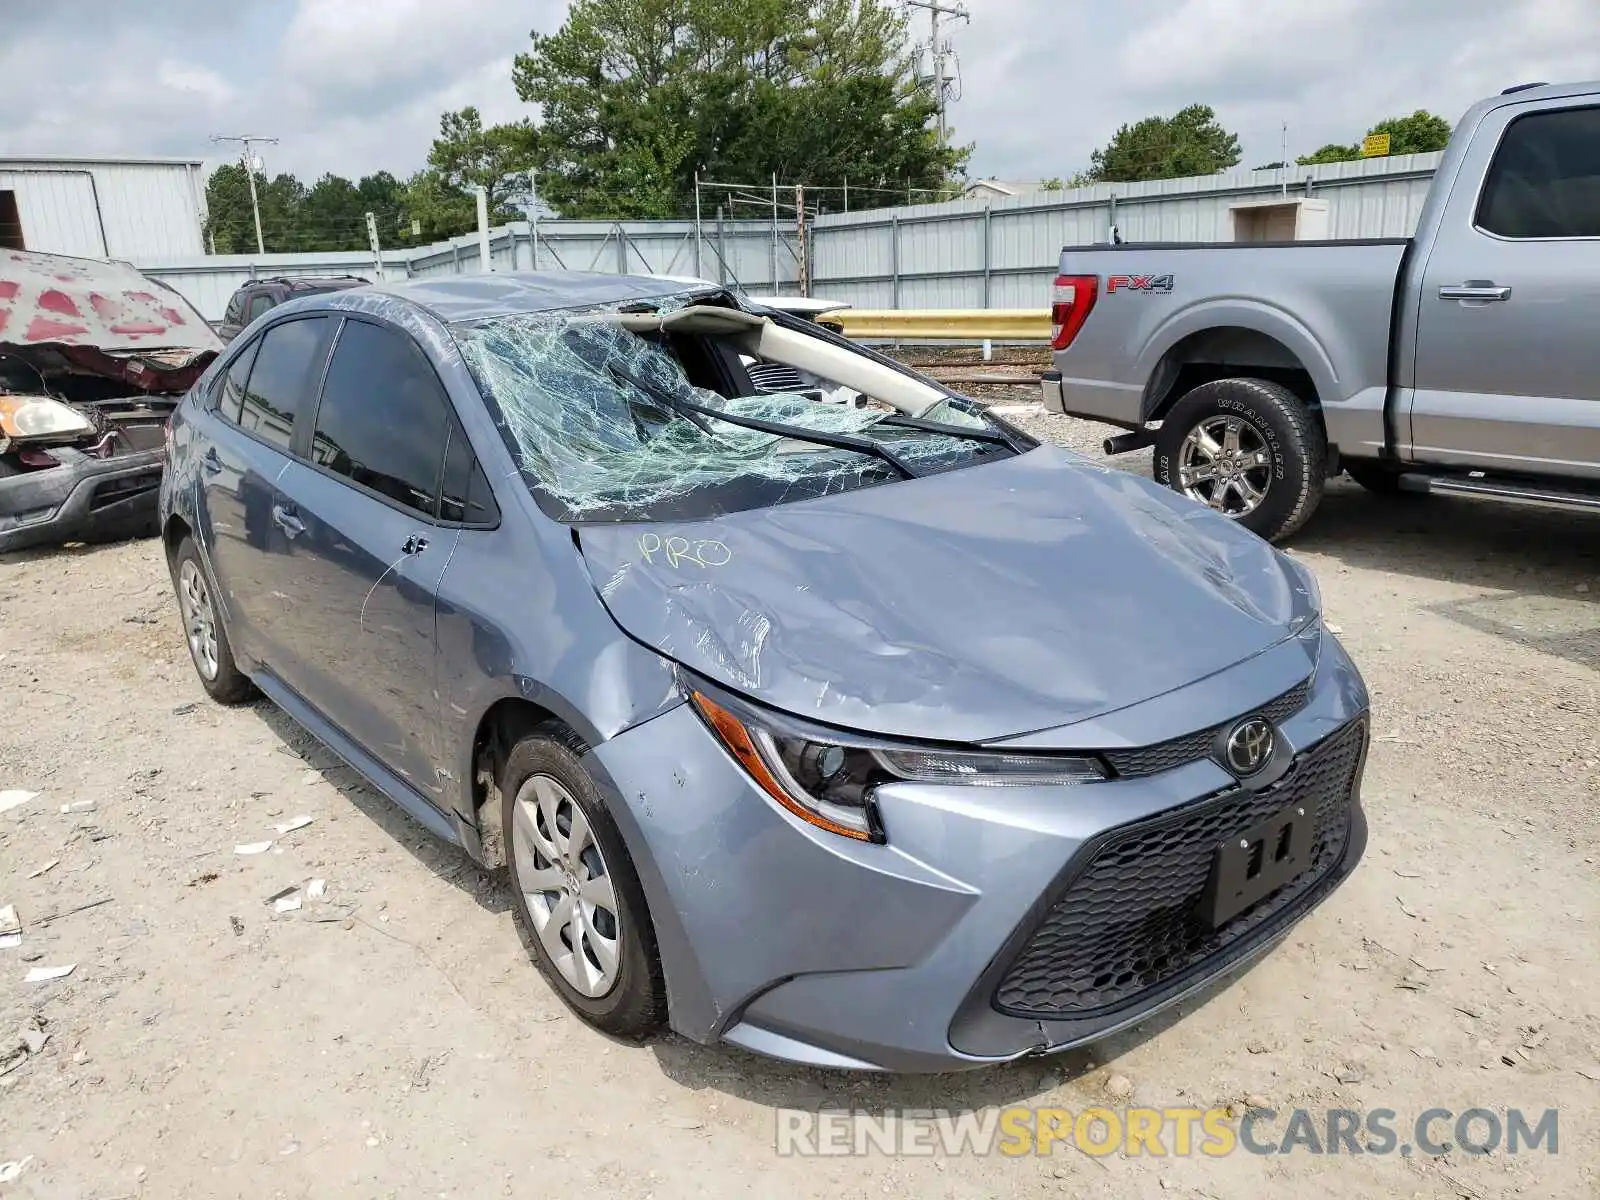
[1107,274,1174,295]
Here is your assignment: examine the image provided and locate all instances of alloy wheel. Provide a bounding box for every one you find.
[178,559,220,681]
[1177,415,1274,517]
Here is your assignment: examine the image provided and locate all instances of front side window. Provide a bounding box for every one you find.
[456,302,1022,523]
[238,317,331,451]
[308,319,452,518]
[1477,106,1600,239]
[440,419,500,526]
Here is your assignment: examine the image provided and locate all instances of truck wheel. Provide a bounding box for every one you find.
[1154,378,1326,542]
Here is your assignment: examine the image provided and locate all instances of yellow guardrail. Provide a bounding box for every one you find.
[833,309,1052,342]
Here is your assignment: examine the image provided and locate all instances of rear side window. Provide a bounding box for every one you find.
[246,293,276,322]
[214,339,259,424]
[309,319,452,518]
[238,317,332,451]
[1477,106,1600,239]
[223,294,244,326]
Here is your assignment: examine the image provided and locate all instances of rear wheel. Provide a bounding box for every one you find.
[1154,378,1326,542]
[170,537,255,704]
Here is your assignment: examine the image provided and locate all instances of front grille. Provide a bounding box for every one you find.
[89,471,161,511]
[995,719,1365,1019]
[1105,678,1311,779]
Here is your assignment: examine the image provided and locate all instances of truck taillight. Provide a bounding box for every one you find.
[1050,274,1099,351]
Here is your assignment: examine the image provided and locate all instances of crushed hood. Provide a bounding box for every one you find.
[577,446,1319,744]
[0,248,221,395]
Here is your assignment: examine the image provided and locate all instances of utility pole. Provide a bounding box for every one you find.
[364,212,385,283]
[770,172,779,293]
[795,184,808,298]
[211,134,279,254]
[694,171,703,280]
[474,185,492,273]
[529,170,541,270]
[904,0,968,150]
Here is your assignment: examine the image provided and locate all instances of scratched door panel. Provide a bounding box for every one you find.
[271,460,458,803]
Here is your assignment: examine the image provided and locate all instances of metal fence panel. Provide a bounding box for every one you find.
[134,155,1440,322]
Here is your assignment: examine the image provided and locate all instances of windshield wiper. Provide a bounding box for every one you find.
[676,395,920,479]
[874,413,1018,450]
[607,362,921,479]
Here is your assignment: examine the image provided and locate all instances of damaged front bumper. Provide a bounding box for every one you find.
[0,443,165,554]
[584,626,1369,1072]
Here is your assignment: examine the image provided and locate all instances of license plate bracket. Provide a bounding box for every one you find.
[1198,802,1316,929]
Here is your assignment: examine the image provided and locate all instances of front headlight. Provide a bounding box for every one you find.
[0,396,94,445]
[688,688,1107,844]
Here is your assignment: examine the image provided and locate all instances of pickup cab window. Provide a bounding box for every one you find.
[1476,106,1600,239]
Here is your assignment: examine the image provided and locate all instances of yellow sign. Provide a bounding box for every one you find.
[1362,133,1392,157]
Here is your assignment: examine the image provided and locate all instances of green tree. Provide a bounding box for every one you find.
[1086,104,1242,183]
[507,0,965,218]
[203,164,306,253]
[1297,110,1452,165]
[1296,143,1360,166]
[299,174,368,251]
[403,108,536,241]
[1366,110,1453,154]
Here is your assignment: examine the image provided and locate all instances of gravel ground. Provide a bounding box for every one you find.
[1,413,1597,1199]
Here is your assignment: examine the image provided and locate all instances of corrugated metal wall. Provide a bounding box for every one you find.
[145,219,802,321]
[809,152,1441,310]
[133,154,1440,322]
[0,159,206,259]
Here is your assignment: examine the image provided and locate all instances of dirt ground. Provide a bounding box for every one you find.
[2,413,1597,1199]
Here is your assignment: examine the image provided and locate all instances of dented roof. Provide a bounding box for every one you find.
[0,248,220,355]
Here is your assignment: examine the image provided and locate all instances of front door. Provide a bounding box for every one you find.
[270,316,463,806]
[1408,100,1600,478]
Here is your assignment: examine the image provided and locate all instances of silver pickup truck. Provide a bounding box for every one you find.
[1042,80,1600,541]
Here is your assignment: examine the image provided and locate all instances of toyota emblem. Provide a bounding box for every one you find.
[1224,717,1275,776]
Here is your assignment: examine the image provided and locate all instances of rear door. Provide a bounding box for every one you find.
[269,317,463,804]
[1408,100,1600,478]
[196,315,335,670]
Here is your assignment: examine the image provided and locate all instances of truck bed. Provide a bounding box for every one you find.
[1051,239,1412,447]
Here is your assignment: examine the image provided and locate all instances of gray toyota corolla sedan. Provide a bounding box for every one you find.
[159,273,1369,1072]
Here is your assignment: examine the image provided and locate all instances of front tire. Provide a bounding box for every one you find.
[1154,378,1326,542]
[502,728,665,1039]
[169,536,255,704]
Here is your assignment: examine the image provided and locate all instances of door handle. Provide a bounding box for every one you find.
[270,503,305,539]
[1439,284,1512,302]
[401,534,429,556]
[200,448,223,475]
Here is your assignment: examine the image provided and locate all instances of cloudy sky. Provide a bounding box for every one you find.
[2,0,1597,187]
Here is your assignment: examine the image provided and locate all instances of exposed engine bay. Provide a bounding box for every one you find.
[0,248,220,551]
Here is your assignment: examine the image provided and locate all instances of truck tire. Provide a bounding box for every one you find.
[1154,378,1326,543]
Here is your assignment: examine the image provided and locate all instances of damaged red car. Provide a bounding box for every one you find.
[0,248,220,553]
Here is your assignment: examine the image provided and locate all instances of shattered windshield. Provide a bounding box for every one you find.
[455,305,1019,522]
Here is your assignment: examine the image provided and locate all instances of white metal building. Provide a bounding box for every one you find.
[0,155,207,260]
